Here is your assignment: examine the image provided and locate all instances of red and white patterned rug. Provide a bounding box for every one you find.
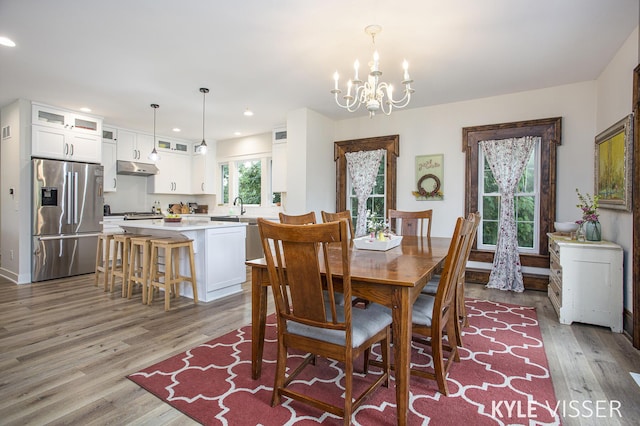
[128,299,561,425]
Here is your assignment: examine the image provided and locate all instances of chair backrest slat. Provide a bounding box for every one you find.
[279,211,317,225]
[388,209,433,237]
[321,210,355,240]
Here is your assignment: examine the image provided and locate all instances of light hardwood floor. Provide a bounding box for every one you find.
[0,272,638,425]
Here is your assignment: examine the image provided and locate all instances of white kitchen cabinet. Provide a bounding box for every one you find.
[116,130,155,162]
[547,233,623,332]
[157,137,190,154]
[31,103,102,163]
[102,141,117,192]
[32,103,101,135]
[116,129,155,162]
[191,143,216,195]
[147,150,191,194]
[102,126,117,143]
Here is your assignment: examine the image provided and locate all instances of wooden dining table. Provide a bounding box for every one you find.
[247,235,451,426]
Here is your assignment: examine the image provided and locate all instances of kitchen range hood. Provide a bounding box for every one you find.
[116,160,158,176]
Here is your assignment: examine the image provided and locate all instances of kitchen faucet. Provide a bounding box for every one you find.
[233,196,246,215]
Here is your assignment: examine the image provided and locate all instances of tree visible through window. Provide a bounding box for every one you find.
[462,117,561,271]
[478,144,539,253]
[348,156,386,231]
[334,135,399,234]
[220,163,229,204]
[237,159,261,204]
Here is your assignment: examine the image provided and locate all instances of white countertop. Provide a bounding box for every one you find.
[112,218,247,231]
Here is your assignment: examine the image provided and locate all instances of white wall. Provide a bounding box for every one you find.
[0,99,33,283]
[595,27,638,312]
[333,82,597,239]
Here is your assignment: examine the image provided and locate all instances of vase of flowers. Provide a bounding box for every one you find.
[575,189,601,241]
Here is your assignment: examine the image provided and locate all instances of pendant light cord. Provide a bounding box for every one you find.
[202,90,206,143]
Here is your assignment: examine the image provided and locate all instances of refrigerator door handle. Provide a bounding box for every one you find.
[73,171,79,224]
[36,233,102,241]
[66,171,73,225]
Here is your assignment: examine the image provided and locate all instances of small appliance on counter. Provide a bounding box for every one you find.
[104,204,111,216]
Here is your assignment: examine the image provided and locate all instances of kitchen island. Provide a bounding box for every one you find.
[114,218,247,302]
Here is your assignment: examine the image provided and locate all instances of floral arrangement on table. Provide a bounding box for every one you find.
[366,210,390,240]
[575,188,600,225]
[575,188,601,241]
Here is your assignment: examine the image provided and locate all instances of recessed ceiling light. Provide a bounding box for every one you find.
[0,36,16,47]
[243,109,254,117]
[172,128,181,132]
[80,107,91,113]
[234,131,242,136]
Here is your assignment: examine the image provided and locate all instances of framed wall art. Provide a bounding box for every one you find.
[595,114,633,211]
[412,154,444,200]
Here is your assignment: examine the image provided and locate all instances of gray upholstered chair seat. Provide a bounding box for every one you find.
[366,293,436,328]
[411,294,436,327]
[421,278,439,295]
[287,302,392,348]
[323,289,346,306]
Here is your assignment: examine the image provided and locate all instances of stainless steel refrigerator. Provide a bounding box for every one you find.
[32,158,104,282]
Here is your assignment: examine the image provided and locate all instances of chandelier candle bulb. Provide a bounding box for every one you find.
[354,59,360,80]
[333,72,339,91]
[403,60,410,81]
[347,80,352,97]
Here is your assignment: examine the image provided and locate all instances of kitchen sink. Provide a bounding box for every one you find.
[210,215,258,224]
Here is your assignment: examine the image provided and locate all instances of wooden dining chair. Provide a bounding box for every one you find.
[422,212,481,347]
[321,210,355,241]
[388,209,433,237]
[278,211,317,225]
[409,215,474,395]
[257,218,391,425]
[321,210,369,307]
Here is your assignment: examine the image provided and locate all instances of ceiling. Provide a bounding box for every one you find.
[0,0,638,142]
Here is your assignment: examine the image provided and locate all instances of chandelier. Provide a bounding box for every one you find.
[331,25,414,117]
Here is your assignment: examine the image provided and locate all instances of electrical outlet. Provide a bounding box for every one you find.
[10,250,14,260]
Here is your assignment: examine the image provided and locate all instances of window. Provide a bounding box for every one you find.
[270,158,281,205]
[237,159,261,204]
[478,143,540,254]
[347,155,386,230]
[220,163,229,204]
[463,117,561,270]
[219,156,274,207]
[334,135,399,226]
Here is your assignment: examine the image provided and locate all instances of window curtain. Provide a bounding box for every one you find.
[479,136,538,292]
[345,149,385,237]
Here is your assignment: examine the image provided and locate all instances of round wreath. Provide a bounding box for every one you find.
[417,173,441,197]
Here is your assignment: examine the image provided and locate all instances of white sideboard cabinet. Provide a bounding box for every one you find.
[547,233,623,332]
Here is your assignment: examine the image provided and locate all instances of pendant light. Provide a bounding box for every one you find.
[148,103,160,162]
[197,87,209,155]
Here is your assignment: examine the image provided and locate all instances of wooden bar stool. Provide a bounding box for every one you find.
[94,232,119,290]
[127,235,158,304]
[148,237,198,311]
[109,233,137,295]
